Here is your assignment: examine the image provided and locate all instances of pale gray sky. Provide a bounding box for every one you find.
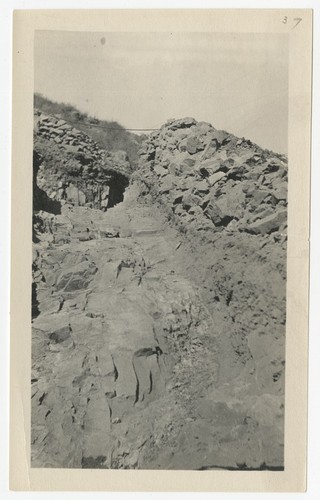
[34,31,288,153]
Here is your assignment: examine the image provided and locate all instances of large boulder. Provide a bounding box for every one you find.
[203,198,234,227]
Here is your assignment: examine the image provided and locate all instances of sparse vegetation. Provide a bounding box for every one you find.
[34,93,143,167]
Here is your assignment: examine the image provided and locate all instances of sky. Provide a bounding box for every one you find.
[34,31,289,153]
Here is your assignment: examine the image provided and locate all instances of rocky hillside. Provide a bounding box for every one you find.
[136,117,287,466]
[34,110,130,213]
[138,117,287,238]
[34,94,143,167]
[31,115,287,470]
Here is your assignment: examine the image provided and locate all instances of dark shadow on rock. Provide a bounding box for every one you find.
[108,172,129,208]
[32,281,40,319]
[33,150,61,215]
[198,463,284,471]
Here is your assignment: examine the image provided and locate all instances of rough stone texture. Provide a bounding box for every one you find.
[34,110,130,211]
[32,187,223,469]
[32,115,287,470]
[135,117,287,469]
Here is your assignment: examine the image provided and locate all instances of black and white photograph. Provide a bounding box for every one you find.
[8,7,313,492]
[31,29,289,471]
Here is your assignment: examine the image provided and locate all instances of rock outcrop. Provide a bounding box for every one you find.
[34,110,130,211]
[31,114,287,470]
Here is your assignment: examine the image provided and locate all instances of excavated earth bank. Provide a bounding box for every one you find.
[32,114,287,470]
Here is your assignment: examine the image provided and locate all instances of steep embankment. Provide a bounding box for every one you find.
[31,115,287,470]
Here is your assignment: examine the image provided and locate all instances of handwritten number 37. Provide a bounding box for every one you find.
[283,17,302,29]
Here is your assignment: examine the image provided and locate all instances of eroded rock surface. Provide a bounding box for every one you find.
[32,116,287,470]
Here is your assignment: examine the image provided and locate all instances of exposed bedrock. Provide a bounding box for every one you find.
[31,115,287,470]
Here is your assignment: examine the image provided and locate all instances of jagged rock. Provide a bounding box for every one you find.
[214,184,245,219]
[172,192,183,204]
[55,261,97,292]
[197,156,229,177]
[158,175,175,193]
[246,209,287,234]
[49,325,71,344]
[193,180,210,195]
[167,117,197,130]
[200,139,220,160]
[273,186,287,201]
[186,136,204,155]
[154,164,168,177]
[182,191,202,211]
[207,171,226,186]
[250,206,275,222]
[249,188,270,205]
[263,158,282,173]
[203,199,224,225]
